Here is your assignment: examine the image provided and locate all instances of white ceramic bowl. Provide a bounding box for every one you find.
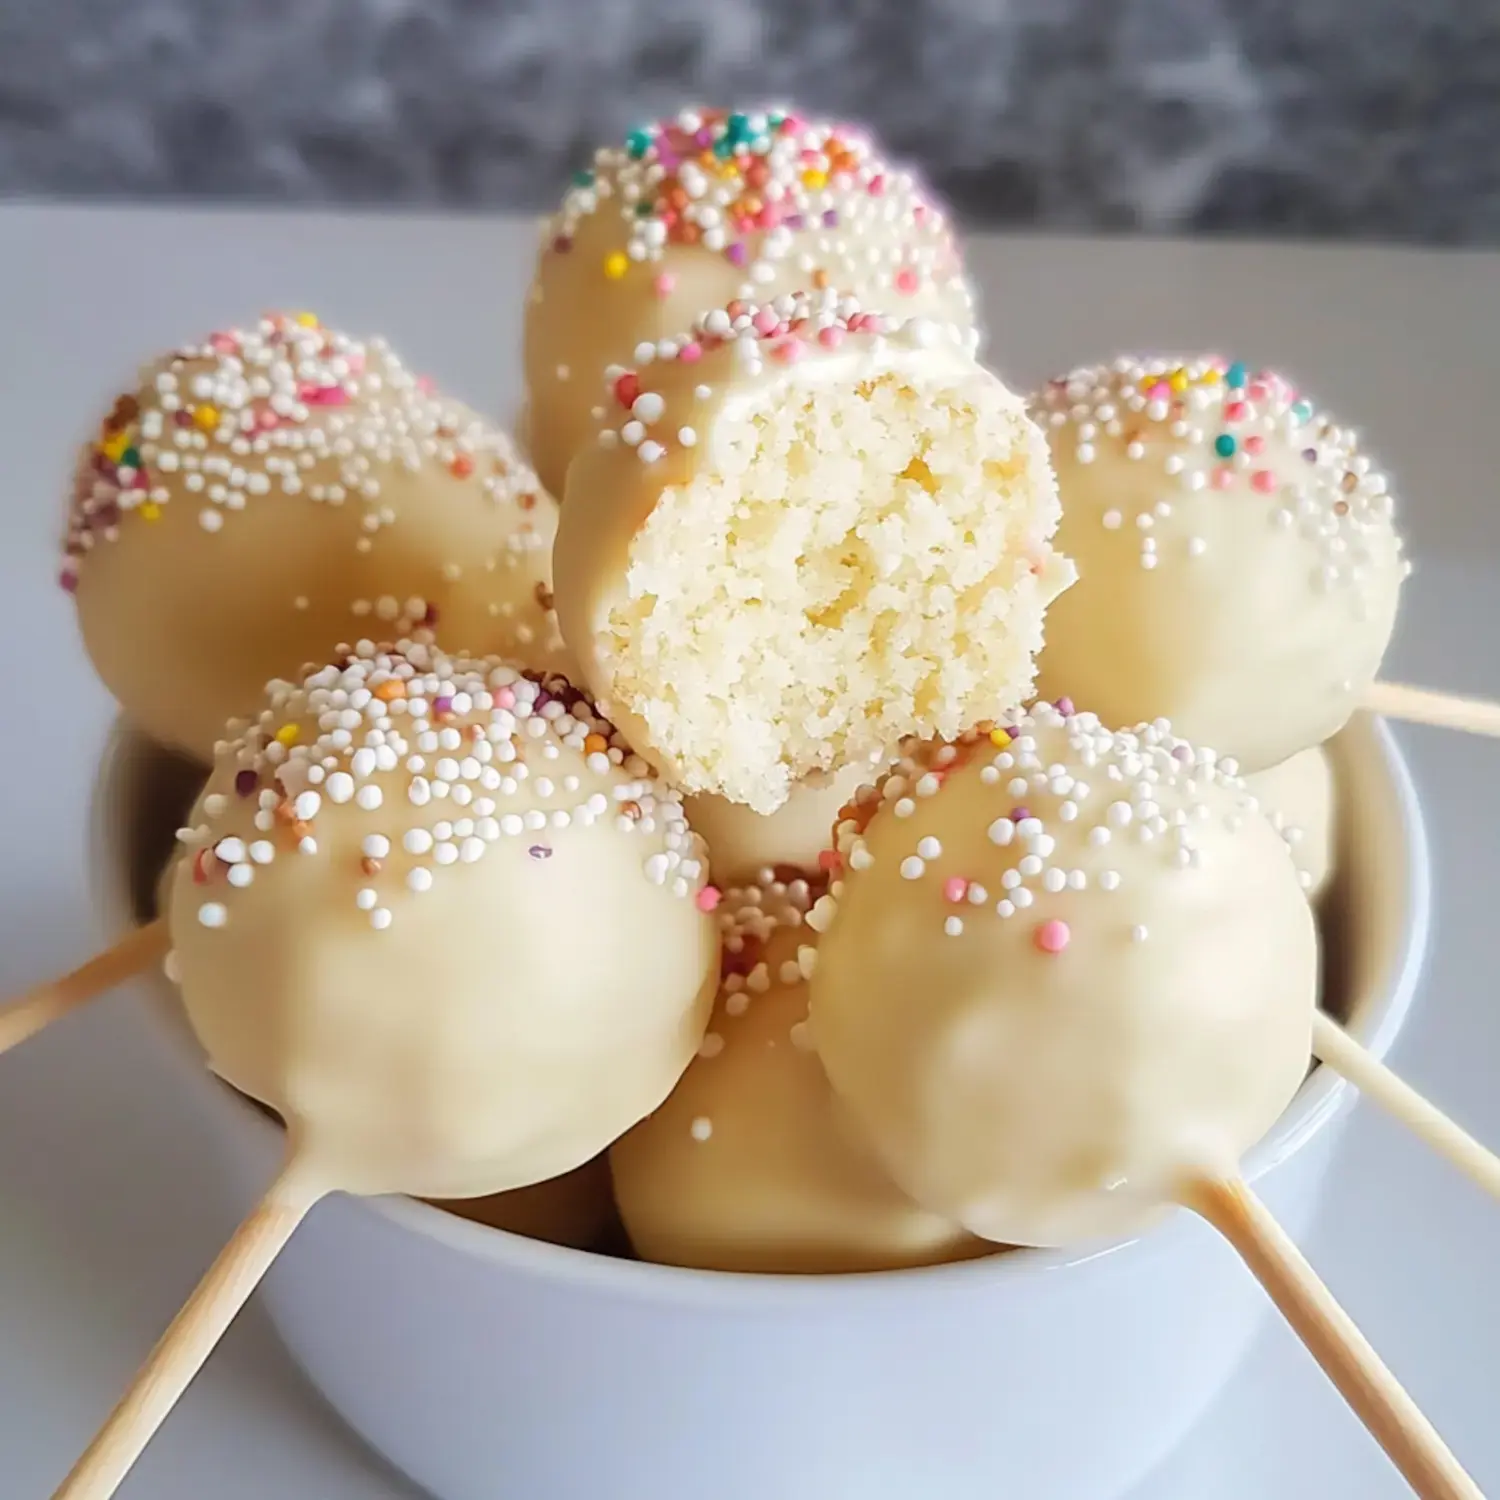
[93,714,1429,1500]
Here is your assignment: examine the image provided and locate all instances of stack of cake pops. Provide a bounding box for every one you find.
[3,104,1499,1500]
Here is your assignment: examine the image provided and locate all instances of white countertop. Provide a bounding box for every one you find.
[1,204,1498,1499]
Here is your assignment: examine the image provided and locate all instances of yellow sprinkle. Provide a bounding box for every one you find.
[1169,368,1189,392]
[1200,368,1222,385]
[603,252,629,280]
[989,728,1012,749]
[139,502,162,522]
[801,168,828,190]
[100,432,130,462]
[275,724,301,746]
[194,404,220,431]
[294,311,319,327]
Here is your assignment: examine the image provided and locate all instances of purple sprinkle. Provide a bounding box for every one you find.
[533,691,553,712]
[1054,696,1075,717]
[1302,447,1318,463]
[726,241,749,266]
[1172,744,1193,762]
[58,570,77,594]
[432,696,454,716]
[174,410,193,428]
[784,213,805,231]
[1010,806,1030,822]
[695,127,714,148]
[822,209,840,228]
[528,844,553,860]
[655,148,680,172]
[234,768,258,797]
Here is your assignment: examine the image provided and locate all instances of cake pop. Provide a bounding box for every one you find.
[66,314,567,762]
[48,641,719,1497]
[611,874,986,1273]
[1031,356,1407,772]
[684,756,882,884]
[804,705,1479,1496]
[522,106,978,497]
[807,704,1317,1247]
[1247,746,1336,901]
[431,1154,616,1251]
[553,291,1071,815]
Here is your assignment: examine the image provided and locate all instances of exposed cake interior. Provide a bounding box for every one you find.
[601,370,1068,813]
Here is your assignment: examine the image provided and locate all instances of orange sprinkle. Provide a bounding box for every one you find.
[584,733,608,755]
[450,453,475,479]
[361,857,383,876]
[292,820,312,841]
[374,679,405,701]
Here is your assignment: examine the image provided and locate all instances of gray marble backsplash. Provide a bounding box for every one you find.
[2,0,1498,243]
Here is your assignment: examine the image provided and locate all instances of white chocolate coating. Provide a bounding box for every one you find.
[522,106,977,498]
[1247,746,1336,902]
[685,757,880,883]
[555,292,1071,815]
[1032,356,1406,772]
[167,642,719,1200]
[68,314,567,762]
[611,879,986,1273]
[808,707,1318,1248]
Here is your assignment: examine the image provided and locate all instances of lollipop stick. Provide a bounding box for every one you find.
[0,919,168,1057]
[1313,1011,1500,1203]
[1366,681,1500,739]
[1185,1176,1480,1500]
[52,1152,328,1500]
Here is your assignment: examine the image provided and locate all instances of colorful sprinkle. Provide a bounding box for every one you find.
[1034,919,1071,955]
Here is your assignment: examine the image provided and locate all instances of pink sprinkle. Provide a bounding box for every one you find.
[771,338,804,365]
[818,326,845,351]
[416,375,436,395]
[209,332,238,354]
[943,877,969,904]
[1148,380,1172,401]
[59,568,78,593]
[676,342,702,364]
[1243,434,1266,455]
[1224,400,1248,422]
[1247,380,1270,402]
[346,353,365,374]
[753,307,780,336]
[1034,919,1071,955]
[894,266,919,295]
[254,406,280,431]
[1250,470,1279,494]
[653,272,676,299]
[495,688,516,710]
[695,886,722,913]
[869,174,886,196]
[1212,467,1235,490]
[1055,696,1075,716]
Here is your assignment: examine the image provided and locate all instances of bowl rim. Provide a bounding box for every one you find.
[93,711,1432,1310]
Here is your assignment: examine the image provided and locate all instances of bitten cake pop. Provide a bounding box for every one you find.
[167,640,718,1198]
[807,704,1317,1248]
[1247,746,1336,901]
[554,291,1071,815]
[67,313,567,762]
[1031,357,1407,772]
[611,874,986,1273]
[522,105,978,497]
[684,756,883,884]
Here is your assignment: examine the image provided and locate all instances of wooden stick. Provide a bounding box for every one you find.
[1313,1011,1500,1204]
[1365,681,1500,739]
[52,1153,328,1500]
[1185,1176,1481,1500]
[0,919,168,1058]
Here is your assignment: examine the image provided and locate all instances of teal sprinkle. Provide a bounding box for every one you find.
[767,109,786,127]
[1226,360,1248,389]
[1214,433,1237,458]
[1291,400,1313,423]
[121,446,141,468]
[634,201,654,216]
[712,136,736,159]
[624,128,653,160]
[725,111,751,139]
[571,169,595,188]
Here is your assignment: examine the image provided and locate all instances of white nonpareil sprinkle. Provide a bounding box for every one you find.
[407,867,434,893]
[198,903,227,929]
[900,856,925,880]
[690,1117,714,1143]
